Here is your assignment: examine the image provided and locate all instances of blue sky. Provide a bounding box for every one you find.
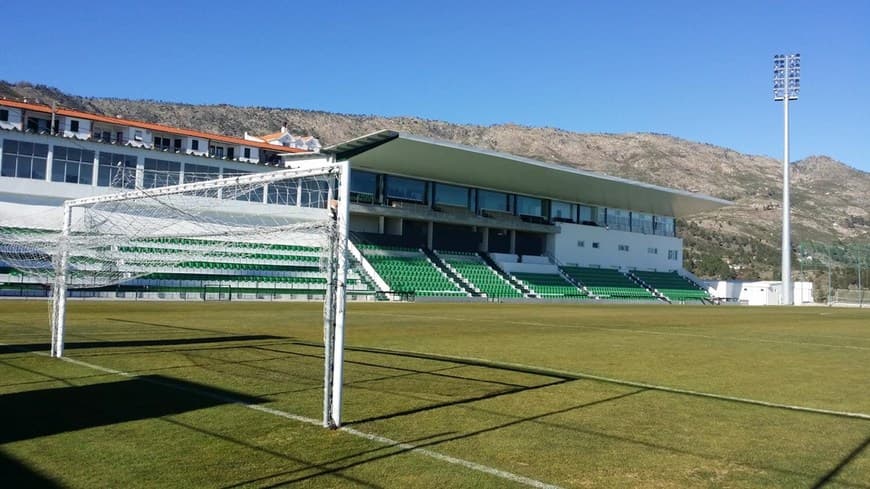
[3,1,868,171]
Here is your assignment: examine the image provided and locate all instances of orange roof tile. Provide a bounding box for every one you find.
[0,99,308,154]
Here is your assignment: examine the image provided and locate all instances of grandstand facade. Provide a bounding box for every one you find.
[0,99,730,303]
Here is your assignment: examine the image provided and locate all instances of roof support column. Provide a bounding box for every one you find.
[481,227,489,252]
[509,230,516,255]
[426,221,434,249]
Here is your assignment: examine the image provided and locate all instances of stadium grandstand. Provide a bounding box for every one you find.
[0,99,729,303]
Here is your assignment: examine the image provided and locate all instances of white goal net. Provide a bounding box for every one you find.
[0,161,351,428]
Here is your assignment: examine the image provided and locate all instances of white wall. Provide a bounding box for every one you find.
[61,117,92,138]
[0,107,23,130]
[553,222,682,271]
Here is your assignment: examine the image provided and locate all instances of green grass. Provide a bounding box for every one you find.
[1,301,869,488]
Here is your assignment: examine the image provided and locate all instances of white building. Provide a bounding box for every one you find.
[704,280,814,305]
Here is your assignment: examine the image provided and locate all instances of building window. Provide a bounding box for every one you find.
[97,151,137,188]
[384,175,426,203]
[551,201,575,222]
[191,140,199,151]
[577,240,585,247]
[223,170,263,202]
[592,242,600,249]
[516,195,543,217]
[648,247,658,254]
[184,163,220,197]
[350,169,377,204]
[632,212,654,234]
[608,209,630,231]
[209,145,225,158]
[267,180,297,205]
[143,158,181,188]
[154,137,171,151]
[300,176,329,208]
[478,189,510,213]
[174,139,182,152]
[1,139,48,180]
[0,109,8,122]
[434,182,470,208]
[668,250,679,260]
[578,205,601,225]
[227,147,235,159]
[52,146,95,185]
[655,216,675,237]
[618,244,630,252]
[134,130,143,141]
[243,147,251,159]
[70,120,80,132]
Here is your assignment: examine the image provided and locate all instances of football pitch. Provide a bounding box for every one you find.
[1,301,868,488]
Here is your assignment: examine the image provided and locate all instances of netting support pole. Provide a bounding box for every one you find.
[324,161,350,428]
[51,203,72,358]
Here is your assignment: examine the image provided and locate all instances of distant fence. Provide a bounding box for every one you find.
[832,289,867,307]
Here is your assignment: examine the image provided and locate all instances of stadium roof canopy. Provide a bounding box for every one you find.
[315,130,731,218]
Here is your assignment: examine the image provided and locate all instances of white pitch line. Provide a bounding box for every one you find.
[21,349,563,489]
[354,311,870,351]
[350,345,870,422]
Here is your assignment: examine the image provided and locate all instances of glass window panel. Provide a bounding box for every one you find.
[54,146,67,160]
[19,142,33,155]
[17,158,32,178]
[478,189,508,212]
[551,201,574,221]
[301,177,329,208]
[34,143,48,158]
[80,163,93,185]
[633,212,654,234]
[65,162,79,183]
[267,180,298,205]
[1,154,15,176]
[350,170,377,195]
[98,152,137,188]
[434,183,469,207]
[385,175,426,202]
[32,158,46,180]
[607,208,630,231]
[516,195,543,217]
[3,140,17,154]
[52,160,66,182]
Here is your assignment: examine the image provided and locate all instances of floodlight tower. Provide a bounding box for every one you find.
[773,53,800,305]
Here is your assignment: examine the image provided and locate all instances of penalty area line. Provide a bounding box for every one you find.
[29,349,563,489]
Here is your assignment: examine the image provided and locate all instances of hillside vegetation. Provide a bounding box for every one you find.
[2,81,867,280]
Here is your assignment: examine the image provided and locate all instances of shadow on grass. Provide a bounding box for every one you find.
[165,418,455,489]
[235,389,647,488]
[0,334,283,355]
[0,374,263,444]
[0,450,62,488]
[811,434,870,489]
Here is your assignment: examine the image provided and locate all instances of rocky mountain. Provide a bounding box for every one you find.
[2,81,867,281]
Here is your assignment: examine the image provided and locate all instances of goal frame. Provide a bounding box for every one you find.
[49,161,351,428]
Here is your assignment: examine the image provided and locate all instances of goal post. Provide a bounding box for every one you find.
[41,161,351,428]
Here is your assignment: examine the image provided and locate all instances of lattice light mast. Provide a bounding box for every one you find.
[774,53,800,305]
